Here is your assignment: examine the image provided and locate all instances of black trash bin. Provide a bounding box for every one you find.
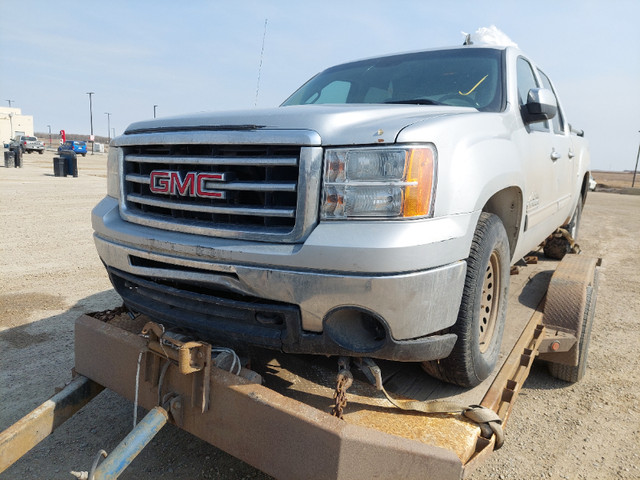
[13,146,23,168]
[4,150,15,168]
[59,150,78,177]
[53,157,66,177]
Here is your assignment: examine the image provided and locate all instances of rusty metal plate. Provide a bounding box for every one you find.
[74,315,463,480]
[255,354,481,463]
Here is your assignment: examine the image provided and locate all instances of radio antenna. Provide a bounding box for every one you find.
[255,18,268,107]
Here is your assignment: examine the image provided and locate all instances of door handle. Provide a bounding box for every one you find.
[568,149,575,159]
[550,150,561,161]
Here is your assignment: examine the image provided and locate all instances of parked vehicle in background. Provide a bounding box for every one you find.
[58,140,87,157]
[11,135,44,154]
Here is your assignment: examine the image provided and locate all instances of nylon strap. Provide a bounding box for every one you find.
[359,358,505,449]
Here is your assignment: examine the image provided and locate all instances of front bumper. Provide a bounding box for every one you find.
[93,196,474,361]
[106,267,459,362]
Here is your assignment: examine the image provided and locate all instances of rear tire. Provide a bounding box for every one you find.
[567,199,582,241]
[422,213,510,387]
[544,200,582,260]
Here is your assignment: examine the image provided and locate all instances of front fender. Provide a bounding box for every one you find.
[397,112,524,216]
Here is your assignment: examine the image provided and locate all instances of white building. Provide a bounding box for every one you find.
[0,107,34,145]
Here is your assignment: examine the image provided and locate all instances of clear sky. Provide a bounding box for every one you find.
[1,0,638,171]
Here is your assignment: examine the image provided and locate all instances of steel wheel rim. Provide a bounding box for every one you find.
[479,251,500,353]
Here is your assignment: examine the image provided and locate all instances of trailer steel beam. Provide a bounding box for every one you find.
[0,375,104,473]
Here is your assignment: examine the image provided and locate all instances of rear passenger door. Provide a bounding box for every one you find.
[537,69,574,216]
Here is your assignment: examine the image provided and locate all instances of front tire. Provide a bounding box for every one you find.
[422,213,511,387]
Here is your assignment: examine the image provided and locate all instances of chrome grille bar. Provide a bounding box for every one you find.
[125,174,297,192]
[125,154,299,167]
[126,194,295,218]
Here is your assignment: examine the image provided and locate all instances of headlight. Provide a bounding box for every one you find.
[106,146,121,199]
[321,145,436,219]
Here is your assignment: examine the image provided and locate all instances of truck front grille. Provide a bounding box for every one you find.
[123,143,300,235]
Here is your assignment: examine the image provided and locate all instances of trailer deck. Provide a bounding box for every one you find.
[0,253,600,480]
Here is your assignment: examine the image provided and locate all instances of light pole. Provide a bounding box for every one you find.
[105,112,111,143]
[153,105,158,118]
[6,100,14,108]
[632,130,640,188]
[47,125,52,147]
[87,92,95,155]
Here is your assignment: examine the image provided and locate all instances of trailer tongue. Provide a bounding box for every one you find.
[0,254,599,480]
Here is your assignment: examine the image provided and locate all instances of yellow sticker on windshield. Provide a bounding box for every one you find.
[459,75,489,96]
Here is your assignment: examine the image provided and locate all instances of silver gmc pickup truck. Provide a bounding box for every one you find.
[93,44,590,386]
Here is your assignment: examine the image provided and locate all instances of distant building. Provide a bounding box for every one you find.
[0,107,34,144]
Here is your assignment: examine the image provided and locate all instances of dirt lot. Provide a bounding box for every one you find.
[1,150,639,479]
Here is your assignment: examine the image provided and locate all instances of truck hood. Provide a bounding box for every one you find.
[124,104,475,146]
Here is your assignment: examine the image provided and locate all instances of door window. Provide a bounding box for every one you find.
[537,69,566,134]
[516,58,548,132]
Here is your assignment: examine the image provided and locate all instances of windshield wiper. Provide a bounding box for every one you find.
[384,98,443,106]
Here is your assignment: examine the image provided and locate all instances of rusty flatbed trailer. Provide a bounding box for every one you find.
[0,254,599,479]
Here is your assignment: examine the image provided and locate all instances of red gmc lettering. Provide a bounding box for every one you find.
[150,171,171,193]
[150,171,225,199]
[197,173,225,198]
[172,172,196,196]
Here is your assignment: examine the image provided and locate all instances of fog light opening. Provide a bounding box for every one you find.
[323,308,387,353]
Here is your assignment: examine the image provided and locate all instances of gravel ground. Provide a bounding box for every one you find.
[1,150,638,479]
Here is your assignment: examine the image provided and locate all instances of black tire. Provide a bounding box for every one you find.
[544,200,582,260]
[82,153,86,157]
[422,212,511,387]
[547,269,598,383]
[38,150,43,154]
[566,199,582,241]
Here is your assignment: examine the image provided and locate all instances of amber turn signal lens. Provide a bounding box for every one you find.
[403,147,435,217]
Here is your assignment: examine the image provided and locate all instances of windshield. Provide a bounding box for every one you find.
[282,48,504,112]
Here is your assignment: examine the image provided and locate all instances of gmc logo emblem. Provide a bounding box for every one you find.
[149,170,227,199]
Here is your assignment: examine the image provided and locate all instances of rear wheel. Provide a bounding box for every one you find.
[544,200,582,260]
[422,213,510,387]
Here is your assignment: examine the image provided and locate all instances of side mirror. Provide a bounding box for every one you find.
[522,88,557,124]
